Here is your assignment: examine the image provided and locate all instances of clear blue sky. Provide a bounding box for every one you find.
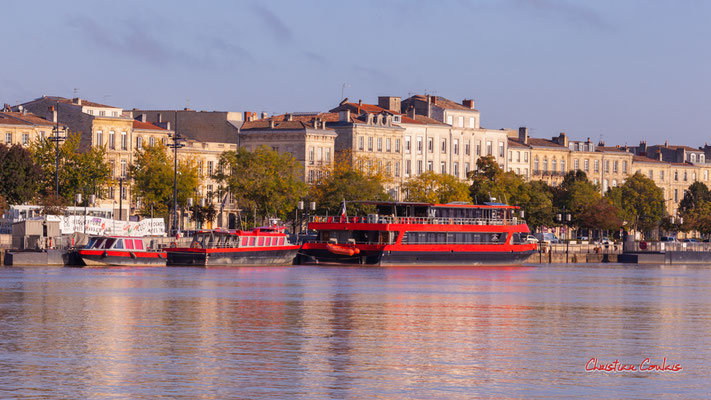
[2,0,709,146]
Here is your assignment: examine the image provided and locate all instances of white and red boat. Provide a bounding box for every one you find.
[298,201,537,266]
[165,227,299,266]
[76,236,167,267]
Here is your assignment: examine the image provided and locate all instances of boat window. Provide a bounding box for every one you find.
[267,238,273,246]
[241,237,248,246]
[114,239,124,249]
[126,239,134,250]
[279,238,284,246]
[92,238,105,249]
[134,240,144,250]
[258,237,264,246]
[249,237,256,246]
[104,238,116,249]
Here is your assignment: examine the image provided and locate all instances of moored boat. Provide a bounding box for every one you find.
[298,201,537,266]
[165,227,299,267]
[75,236,167,267]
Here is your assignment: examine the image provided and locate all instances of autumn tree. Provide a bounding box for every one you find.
[308,150,388,216]
[606,172,665,234]
[214,146,307,222]
[129,143,199,222]
[30,132,111,203]
[403,170,471,204]
[0,143,41,205]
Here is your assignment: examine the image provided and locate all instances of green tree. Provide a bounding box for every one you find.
[606,172,666,234]
[0,194,7,216]
[403,171,471,204]
[469,155,521,204]
[214,146,307,222]
[678,182,711,236]
[30,132,111,202]
[129,144,199,222]
[0,143,41,204]
[554,170,601,229]
[308,150,388,215]
[514,180,554,230]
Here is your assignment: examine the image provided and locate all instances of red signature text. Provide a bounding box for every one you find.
[585,357,682,372]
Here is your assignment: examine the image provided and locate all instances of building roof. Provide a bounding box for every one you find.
[132,120,167,131]
[23,96,120,109]
[240,112,338,131]
[329,102,428,125]
[405,95,479,111]
[527,137,567,149]
[507,138,529,148]
[632,155,668,164]
[597,146,632,154]
[655,144,702,152]
[0,111,55,127]
[411,114,448,125]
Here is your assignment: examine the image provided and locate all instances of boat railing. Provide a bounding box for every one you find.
[308,215,527,226]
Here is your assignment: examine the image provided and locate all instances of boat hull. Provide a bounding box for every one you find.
[166,247,299,267]
[76,250,166,267]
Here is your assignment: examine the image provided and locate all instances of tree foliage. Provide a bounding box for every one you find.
[129,144,199,222]
[678,182,711,236]
[30,132,111,202]
[469,155,521,204]
[309,150,388,216]
[0,143,41,204]
[606,172,665,233]
[403,170,471,204]
[514,180,554,229]
[214,146,307,222]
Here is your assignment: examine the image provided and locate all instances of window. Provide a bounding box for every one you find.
[691,154,697,163]
[454,139,459,155]
[613,161,619,173]
[499,142,504,157]
[693,172,696,181]
[561,159,565,172]
[612,180,617,187]
[417,137,423,154]
[395,139,400,153]
[39,131,45,141]
[649,170,653,179]
[440,162,446,174]
[465,141,470,155]
[622,161,627,173]
[447,115,453,125]
[377,138,382,151]
[386,138,391,152]
[674,189,678,202]
[524,152,528,162]
[149,137,155,147]
[5,133,11,144]
[22,134,29,146]
[552,158,557,172]
[508,150,512,161]
[486,141,492,156]
[574,159,579,170]
[453,162,459,176]
[594,160,599,172]
[406,160,411,176]
[441,139,447,153]
[417,160,423,175]
[317,147,323,162]
[99,110,106,117]
[325,149,331,163]
[674,171,679,181]
[705,170,709,181]
[120,160,126,177]
[358,136,364,151]
[121,131,127,150]
[405,136,411,153]
[660,170,665,181]
[368,137,373,151]
[198,161,203,176]
[476,143,481,156]
[534,157,539,172]
[386,161,392,176]
[605,160,610,173]
[109,131,115,149]
[458,116,464,127]
[465,162,470,176]
[684,171,688,181]
[542,158,548,172]
[469,117,475,128]
[108,186,114,199]
[121,185,126,200]
[109,160,115,178]
[309,170,315,182]
[602,179,608,192]
[584,159,589,172]
[136,136,143,149]
[428,138,433,153]
[208,160,214,175]
[516,151,520,162]
[427,161,433,171]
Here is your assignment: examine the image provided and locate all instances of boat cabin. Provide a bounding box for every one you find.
[190,228,290,249]
[86,237,148,251]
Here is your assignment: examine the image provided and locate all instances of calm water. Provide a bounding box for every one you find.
[0,263,709,399]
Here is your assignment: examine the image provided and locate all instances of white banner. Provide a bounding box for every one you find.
[52,216,166,236]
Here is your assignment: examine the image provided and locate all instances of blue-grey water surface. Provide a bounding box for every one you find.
[0,264,709,399]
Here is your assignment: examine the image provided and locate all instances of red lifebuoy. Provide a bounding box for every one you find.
[639,241,647,250]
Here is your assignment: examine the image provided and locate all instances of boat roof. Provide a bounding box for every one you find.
[350,201,520,209]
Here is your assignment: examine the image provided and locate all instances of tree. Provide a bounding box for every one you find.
[0,143,41,204]
[0,194,7,217]
[553,170,601,229]
[577,198,623,233]
[309,150,388,215]
[469,155,522,204]
[514,180,554,230]
[678,182,711,236]
[214,146,307,222]
[403,171,471,203]
[30,132,111,202]
[606,172,665,234]
[129,144,199,222]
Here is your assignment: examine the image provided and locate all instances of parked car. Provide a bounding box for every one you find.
[660,236,678,242]
[534,232,560,244]
[524,234,539,243]
[682,238,699,243]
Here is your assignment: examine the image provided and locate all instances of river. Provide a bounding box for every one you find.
[0,264,708,399]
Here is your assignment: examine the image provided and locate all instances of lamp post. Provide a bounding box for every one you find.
[557,210,571,263]
[187,197,193,231]
[166,122,185,236]
[49,102,66,198]
[118,177,124,221]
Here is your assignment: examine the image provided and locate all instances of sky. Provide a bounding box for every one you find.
[1,0,709,146]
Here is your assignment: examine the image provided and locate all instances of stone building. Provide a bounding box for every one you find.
[0,109,59,147]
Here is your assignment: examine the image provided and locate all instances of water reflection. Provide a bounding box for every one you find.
[0,264,708,399]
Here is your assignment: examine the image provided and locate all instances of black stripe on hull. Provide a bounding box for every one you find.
[167,249,298,267]
[299,249,535,266]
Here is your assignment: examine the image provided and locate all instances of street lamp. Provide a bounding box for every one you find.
[557,210,571,263]
[49,102,66,198]
[166,119,186,236]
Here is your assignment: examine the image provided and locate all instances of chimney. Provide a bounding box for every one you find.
[50,106,57,123]
[358,99,362,107]
[557,132,568,147]
[462,99,475,109]
[313,119,318,128]
[432,96,437,105]
[518,127,528,145]
[426,95,431,118]
[269,120,275,129]
[665,140,669,147]
[140,114,147,123]
[261,112,268,119]
[657,152,663,161]
[339,110,350,122]
[165,121,170,130]
[378,96,401,112]
[407,105,416,119]
[72,97,81,105]
[285,113,293,122]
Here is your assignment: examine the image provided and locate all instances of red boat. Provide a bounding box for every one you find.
[76,236,166,267]
[298,201,537,266]
[165,227,299,266]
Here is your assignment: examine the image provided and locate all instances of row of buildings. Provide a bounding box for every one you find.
[2,94,709,228]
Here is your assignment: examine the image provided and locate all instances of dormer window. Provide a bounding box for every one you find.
[393,115,401,123]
